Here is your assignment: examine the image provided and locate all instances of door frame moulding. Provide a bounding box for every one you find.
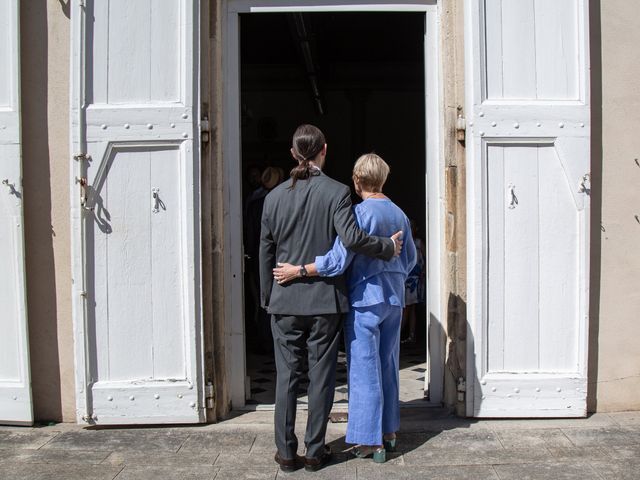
[222,0,444,409]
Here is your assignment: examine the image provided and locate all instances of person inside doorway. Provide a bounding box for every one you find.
[274,153,417,464]
[402,218,426,344]
[244,166,285,354]
[259,125,402,472]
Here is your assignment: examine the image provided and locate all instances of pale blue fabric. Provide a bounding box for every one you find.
[314,198,417,445]
[315,198,417,307]
[344,303,403,445]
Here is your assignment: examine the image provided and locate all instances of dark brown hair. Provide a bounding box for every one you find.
[289,124,325,188]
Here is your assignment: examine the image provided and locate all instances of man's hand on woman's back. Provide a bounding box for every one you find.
[391,231,403,257]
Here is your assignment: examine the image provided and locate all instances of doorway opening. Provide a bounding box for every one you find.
[239,11,430,409]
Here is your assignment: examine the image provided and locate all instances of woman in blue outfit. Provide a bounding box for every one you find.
[273,153,417,463]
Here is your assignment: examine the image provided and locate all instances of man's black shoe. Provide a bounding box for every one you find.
[304,446,333,472]
[274,452,304,472]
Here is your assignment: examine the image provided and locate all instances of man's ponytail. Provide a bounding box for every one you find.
[289,124,325,188]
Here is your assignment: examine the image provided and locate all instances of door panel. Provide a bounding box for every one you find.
[484,0,580,100]
[486,144,580,375]
[0,0,32,425]
[466,0,590,417]
[71,1,203,424]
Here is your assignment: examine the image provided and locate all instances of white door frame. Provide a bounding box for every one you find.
[222,0,444,408]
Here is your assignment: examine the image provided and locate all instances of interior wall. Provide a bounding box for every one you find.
[240,12,426,232]
[241,88,426,227]
[20,0,75,422]
[587,0,640,412]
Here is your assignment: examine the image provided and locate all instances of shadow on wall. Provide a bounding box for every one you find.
[587,0,603,413]
[20,0,62,421]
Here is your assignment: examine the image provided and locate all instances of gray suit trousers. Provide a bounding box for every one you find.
[271,313,342,460]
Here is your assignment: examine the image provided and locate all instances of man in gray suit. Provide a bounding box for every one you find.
[260,124,401,472]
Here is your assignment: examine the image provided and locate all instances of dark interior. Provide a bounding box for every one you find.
[240,12,428,406]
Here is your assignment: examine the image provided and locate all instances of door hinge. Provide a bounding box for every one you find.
[457,377,466,402]
[201,118,210,144]
[456,114,466,143]
[73,153,91,162]
[205,382,215,409]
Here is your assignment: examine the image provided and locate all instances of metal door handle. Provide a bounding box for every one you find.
[152,188,160,213]
[152,188,166,213]
[508,184,518,209]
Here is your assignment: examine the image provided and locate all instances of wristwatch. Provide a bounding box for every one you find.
[299,265,308,277]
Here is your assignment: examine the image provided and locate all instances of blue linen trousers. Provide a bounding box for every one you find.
[344,302,402,446]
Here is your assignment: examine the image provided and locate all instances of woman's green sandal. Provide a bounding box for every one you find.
[352,446,386,463]
[383,438,397,453]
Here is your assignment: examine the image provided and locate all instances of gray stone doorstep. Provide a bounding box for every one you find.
[0,412,639,479]
[43,429,191,453]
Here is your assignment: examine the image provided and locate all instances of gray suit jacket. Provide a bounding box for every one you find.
[259,172,395,315]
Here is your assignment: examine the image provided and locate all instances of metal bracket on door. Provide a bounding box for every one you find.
[578,173,591,195]
[76,176,94,212]
[2,179,20,197]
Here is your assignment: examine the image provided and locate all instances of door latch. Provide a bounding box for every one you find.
[508,184,518,209]
[2,179,19,197]
[578,173,591,195]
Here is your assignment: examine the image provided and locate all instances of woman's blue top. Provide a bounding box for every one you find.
[315,198,417,308]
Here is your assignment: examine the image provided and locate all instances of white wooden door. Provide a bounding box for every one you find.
[70,1,204,424]
[465,0,591,417]
[0,0,32,425]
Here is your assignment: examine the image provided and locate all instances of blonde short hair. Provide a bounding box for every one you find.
[352,153,390,192]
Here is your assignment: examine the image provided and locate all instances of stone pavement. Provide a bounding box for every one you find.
[1,408,640,479]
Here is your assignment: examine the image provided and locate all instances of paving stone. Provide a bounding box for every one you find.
[44,429,189,453]
[0,448,109,464]
[276,466,352,480]
[115,465,217,480]
[495,428,573,448]
[0,430,59,449]
[180,432,256,454]
[547,446,612,460]
[603,444,640,459]
[104,451,217,466]
[403,447,552,466]
[588,458,640,480]
[345,452,404,466]
[355,464,499,480]
[0,462,122,480]
[215,452,283,468]
[397,429,503,452]
[607,411,640,426]
[560,426,640,447]
[215,466,278,479]
[493,461,602,480]
[250,432,276,453]
[483,413,617,431]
